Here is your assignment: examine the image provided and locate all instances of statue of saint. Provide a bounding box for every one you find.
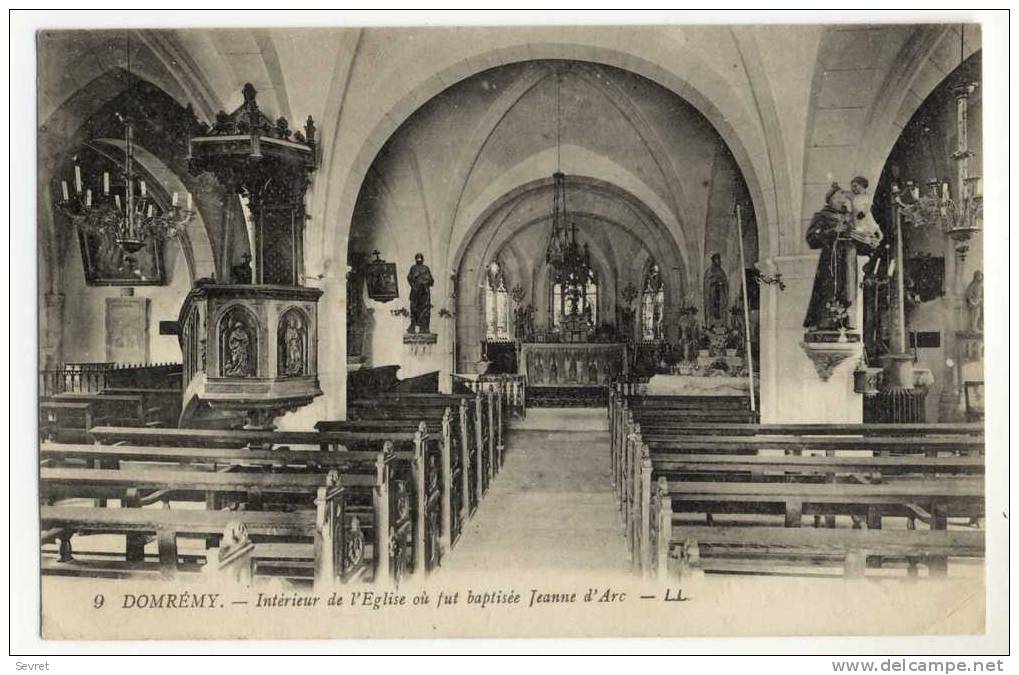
[965,270,983,333]
[224,321,252,377]
[407,253,434,333]
[231,253,253,284]
[803,176,880,331]
[703,253,729,328]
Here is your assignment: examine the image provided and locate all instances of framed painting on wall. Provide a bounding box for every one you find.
[78,231,166,286]
[105,296,150,364]
[365,256,399,302]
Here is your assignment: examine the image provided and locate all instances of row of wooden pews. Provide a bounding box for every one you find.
[608,388,985,581]
[39,389,506,587]
[40,389,180,442]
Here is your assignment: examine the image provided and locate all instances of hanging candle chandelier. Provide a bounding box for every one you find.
[544,68,592,294]
[893,24,982,258]
[53,32,194,253]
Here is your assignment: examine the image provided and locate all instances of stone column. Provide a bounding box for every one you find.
[758,255,863,424]
[41,292,66,369]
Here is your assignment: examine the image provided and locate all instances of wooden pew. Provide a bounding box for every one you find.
[611,399,986,579]
[623,438,985,570]
[348,389,501,498]
[647,479,985,580]
[40,401,94,443]
[51,392,146,426]
[99,387,181,427]
[614,418,984,502]
[317,408,464,557]
[40,470,351,587]
[44,436,418,583]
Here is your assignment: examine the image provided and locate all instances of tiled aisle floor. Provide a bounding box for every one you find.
[437,421,631,575]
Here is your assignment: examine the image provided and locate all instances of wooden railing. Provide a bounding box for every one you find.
[40,362,182,398]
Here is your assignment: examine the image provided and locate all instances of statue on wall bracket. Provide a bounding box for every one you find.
[703,253,729,328]
[407,252,434,335]
[800,176,882,381]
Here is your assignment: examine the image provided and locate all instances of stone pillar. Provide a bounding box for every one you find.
[41,292,66,369]
[759,255,862,424]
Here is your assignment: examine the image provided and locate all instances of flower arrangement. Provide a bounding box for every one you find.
[621,282,639,305]
[510,284,526,305]
[824,300,850,330]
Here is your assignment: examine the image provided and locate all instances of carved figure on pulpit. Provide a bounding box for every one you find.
[703,254,729,328]
[407,253,434,334]
[589,357,599,384]
[803,177,882,330]
[278,310,307,376]
[549,354,558,384]
[222,317,254,377]
[965,270,983,333]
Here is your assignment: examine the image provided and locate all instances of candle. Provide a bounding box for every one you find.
[103,172,110,195]
[61,181,69,201]
[172,192,178,207]
[85,189,92,207]
[74,165,82,193]
[140,180,146,197]
[147,204,154,217]
[114,194,121,210]
[186,192,192,210]
[943,182,950,200]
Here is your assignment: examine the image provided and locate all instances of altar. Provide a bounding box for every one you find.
[519,342,627,387]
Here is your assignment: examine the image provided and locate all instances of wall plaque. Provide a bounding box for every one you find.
[105,297,149,364]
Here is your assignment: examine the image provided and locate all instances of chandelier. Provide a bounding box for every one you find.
[54,33,194,254]
[544,68,592,299]
[545,172,592,286]
[893,25,982,258]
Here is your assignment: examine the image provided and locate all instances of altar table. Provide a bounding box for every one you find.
[519,342,627,387]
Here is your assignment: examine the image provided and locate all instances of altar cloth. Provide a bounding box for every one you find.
[645,374,753,396]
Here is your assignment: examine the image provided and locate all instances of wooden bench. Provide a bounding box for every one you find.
[645,478,985,580]
[51,392,147,426]
[349,390,502,498]
[317,407,466,555]
[42,437,420,583]
[99,387,181,427]
[40,470,351,587]
[40,401,94,443]
[623,443,985,567]
[610,397,986,579]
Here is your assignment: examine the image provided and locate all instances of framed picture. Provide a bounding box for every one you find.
[365,258,399,302]
[905,255,944,303]
[78,230,166,286]
[105,297,149,364]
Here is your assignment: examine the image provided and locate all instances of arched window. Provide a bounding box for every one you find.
[552,267,597,329]
[640,263,665,341]
[484,261,511,341]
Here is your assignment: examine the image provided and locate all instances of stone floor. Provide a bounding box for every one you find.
[437,418,632,575]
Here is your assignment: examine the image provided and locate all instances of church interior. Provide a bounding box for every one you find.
[36,24,987,595]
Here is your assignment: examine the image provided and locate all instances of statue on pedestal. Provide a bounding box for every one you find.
[703,253,729,328]
[803,177,882,330]
[965,270,983,333]
[407,253,434,334]
[231,253,253,284]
